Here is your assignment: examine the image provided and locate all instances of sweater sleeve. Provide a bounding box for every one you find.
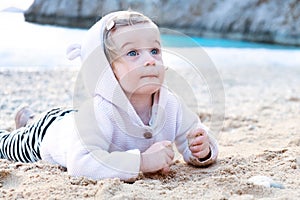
[173,96,218,167]
[66,99,141,181]
[66,139,141,181]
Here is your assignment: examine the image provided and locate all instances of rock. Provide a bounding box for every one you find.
[248,125,256,131]
[248,175,285,189]
[270,182,285,189]
[24,0,300,46]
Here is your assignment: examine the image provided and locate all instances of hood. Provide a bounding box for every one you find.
[66,11,134,110]
[66,11,168,121]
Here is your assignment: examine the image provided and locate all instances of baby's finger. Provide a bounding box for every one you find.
[192,140,210,151]
[192,147,210,159]
[161,166,170,175]
[194,129,205,137]
[189,144,203,153]
[165,147,175,159]
[187,128,206,139]
[161,140,172,148]
[165,143,173,150]
[189,136,206,146]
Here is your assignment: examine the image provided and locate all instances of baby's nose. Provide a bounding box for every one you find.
[143,52,156,67]
[144,59,156,66]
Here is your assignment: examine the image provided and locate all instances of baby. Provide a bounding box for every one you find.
[0,10,218,181]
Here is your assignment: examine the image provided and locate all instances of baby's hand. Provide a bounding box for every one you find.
[187,128,210,160]
[140,141,174,173]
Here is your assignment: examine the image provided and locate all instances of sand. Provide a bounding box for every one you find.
[0,49,300,199]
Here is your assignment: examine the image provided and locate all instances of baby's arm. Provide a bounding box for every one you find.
[173,97,218,167]
[67,136,174,180]
[66,140,141,181]
[66,100,141,181]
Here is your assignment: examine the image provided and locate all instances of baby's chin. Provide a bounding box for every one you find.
[126,84,162,96]
[138,85,161,94]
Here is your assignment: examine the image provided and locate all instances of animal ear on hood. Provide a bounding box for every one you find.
[66,17,105,63]
[66,43,81,60]
[65,12,117,98]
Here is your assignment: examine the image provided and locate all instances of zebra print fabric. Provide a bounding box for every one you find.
[0,108,75,163]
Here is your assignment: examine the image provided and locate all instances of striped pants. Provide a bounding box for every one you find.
[0,108,75,163]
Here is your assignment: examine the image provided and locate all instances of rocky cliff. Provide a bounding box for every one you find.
[24,0,300,46]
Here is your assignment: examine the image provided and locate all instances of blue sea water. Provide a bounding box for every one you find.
[161,34,300,50]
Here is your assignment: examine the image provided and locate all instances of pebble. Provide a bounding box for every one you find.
[270,182,285,189]
[248,125,256,131]
[248,175,284,189]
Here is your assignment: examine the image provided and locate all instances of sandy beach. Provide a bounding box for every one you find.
[0,47,300,199]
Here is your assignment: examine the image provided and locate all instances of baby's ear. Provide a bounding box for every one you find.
[66,43,81,60]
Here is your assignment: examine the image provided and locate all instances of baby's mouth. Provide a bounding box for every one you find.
[141,74,158,78]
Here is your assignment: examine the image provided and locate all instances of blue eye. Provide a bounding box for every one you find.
[127,50,138,56]
[151,48,159,55]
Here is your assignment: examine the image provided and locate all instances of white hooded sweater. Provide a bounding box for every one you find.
[40,11,218,181]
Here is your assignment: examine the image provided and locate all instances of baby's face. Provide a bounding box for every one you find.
[109,23,165,96]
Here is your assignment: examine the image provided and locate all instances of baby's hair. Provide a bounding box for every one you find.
[103,11,156,64]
